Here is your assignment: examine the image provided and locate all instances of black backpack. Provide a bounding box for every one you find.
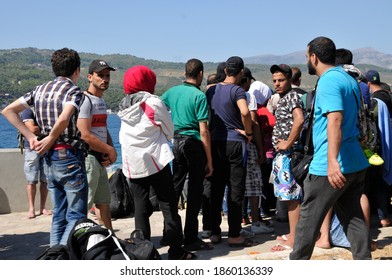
[36,245,69,260]
[109,168,134,218]
[67,218,161,260]
[365,98,381,153]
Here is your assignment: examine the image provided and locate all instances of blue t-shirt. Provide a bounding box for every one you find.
[309,67,369,176]
[20,108,36,148]
[359,81,371,107]
[206,83,247,142]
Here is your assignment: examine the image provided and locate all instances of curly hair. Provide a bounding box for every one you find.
[51,48,80,77]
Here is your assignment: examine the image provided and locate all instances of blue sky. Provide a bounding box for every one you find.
[2,0,392,63]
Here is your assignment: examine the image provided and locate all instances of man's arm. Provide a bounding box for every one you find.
[327,111,346,189]
[276,107,304,151]
[34,103,76,155]
[199,121,213,177]
[250,110,265,164]
[24,120,40,135]
[77,117,117,165]
[2,99,38,149]
[237,98,253,141]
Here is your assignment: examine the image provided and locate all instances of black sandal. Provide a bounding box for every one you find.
[228,239,257,248]
[169,250,197,260]
[184,240,214,251]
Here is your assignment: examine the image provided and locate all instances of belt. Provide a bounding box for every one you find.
[53,144,73,150]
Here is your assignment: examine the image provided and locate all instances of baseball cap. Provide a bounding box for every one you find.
[88,60,116,74]
[365,70,380,84]
[243,67,255,81]
[226,56,244,74]
[270,64,292,79]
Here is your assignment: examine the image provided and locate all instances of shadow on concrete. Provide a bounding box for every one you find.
[0,232,49,260]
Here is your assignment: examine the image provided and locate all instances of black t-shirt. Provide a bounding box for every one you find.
[373,89,392,116]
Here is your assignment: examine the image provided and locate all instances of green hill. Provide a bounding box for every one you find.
[1,48,391,112]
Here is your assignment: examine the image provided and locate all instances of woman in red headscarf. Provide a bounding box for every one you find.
[118,65,195,260]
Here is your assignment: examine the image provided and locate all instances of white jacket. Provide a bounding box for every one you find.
[118,92,174,179]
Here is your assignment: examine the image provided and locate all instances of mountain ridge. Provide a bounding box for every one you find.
[244,47,392,69]
[2,47,392,69]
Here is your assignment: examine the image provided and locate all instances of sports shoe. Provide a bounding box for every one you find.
[369,153,384,166]
[201,230,212,239]
[240,229,255,238]
[251,221,275,234]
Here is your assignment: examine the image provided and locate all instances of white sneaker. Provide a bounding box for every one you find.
[240,229,255,238]
[251,221,275,234]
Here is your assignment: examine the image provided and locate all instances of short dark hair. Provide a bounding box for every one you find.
[216,62,226,82]
[207,73,217,85]
[51,48,80,78]
[290,66,302,84]
[185,58,203,79]
[308,36,336,65]
[335,48,353,65]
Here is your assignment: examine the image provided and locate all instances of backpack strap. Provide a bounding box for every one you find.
[303,95,315,155]
[111,231,131,260]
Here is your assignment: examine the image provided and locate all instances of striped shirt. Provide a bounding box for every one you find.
[19,76,85,149]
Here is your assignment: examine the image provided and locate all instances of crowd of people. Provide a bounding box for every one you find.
[3,36,392,260]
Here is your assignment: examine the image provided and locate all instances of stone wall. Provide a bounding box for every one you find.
[0,149,51,214]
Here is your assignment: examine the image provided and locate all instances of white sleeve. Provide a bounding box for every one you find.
[246,91,258,111]
[78,95,92,119]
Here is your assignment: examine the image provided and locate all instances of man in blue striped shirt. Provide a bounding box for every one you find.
[3,48,88,247]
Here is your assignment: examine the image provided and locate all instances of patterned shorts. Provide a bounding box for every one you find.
[270,151,302,201]
[245,142,263,197]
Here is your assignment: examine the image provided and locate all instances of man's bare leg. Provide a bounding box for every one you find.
[39,182,51,215]
[26,183,36,219]
[95,203,113,231]
[315,208,332,249]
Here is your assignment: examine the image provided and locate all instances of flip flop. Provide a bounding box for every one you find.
[276,234,288,241]
[271,243,292,252]
[169,250,197,260]
[184,240,214,251]
[228,239,257,248]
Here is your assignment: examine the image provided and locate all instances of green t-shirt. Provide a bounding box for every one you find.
[161,83,208,140]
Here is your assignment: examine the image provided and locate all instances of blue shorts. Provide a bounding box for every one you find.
[24,149,47,184]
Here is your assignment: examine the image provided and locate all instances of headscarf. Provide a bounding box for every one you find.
[123,65,156,94]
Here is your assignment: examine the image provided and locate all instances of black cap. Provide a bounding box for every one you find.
[88,60,116,74]
[226,56,244,75]
[270,64,292,79]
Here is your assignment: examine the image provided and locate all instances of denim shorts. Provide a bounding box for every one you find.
[24,148,47,184]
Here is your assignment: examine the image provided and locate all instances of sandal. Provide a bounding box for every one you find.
[276,234,288,241]
[228,239,257,248]
[169,250,197,260]
[271,243,292,252]
[184,239,214,251]
[210,235,222,244]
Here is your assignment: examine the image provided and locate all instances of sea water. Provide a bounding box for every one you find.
[0,114,123,168]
